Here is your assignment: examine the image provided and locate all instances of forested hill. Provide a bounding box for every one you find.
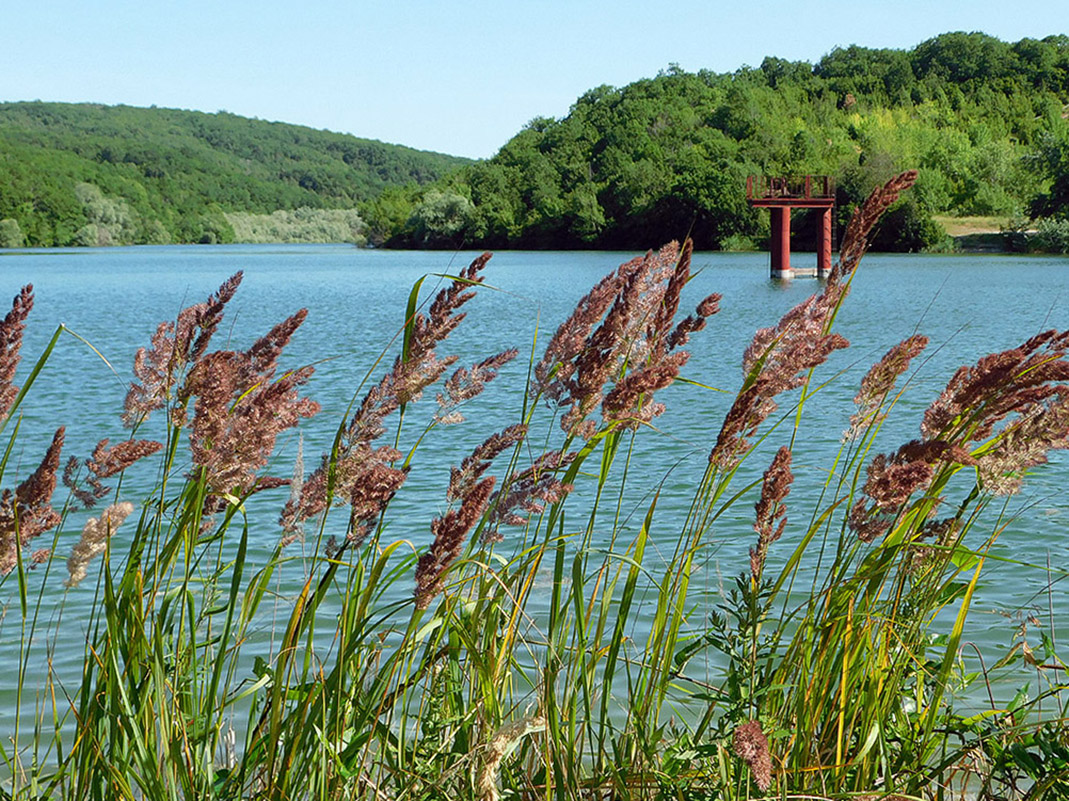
[363,32,1069,252]
[0,102,470,246]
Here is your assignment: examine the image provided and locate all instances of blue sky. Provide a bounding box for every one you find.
[3,0,1068,159]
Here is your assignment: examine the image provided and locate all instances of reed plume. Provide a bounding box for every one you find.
[63,437,162,509]
[123,271,243,427]
[436,349,519,424]
[534,240,720,435]
[922,329,1069,443]
[829,170,919,285]
[0,428,64,575]
[63,456,108,509]
[710,172,918,470]
[88,438,163,479]
[733,720,772,791]
[750,446,792,583]
[977,389,1069,494]
[847,334,929,438]
[414,476,495,609]
[923,329,1069,496]
[484,449,576,542]
[184,309,319,502]
[709,296,849,469]
[282,254,492,541]
[0,285,33,422]
[448,424,528,502]
[849,329,1069,539]
[64,501,135,587]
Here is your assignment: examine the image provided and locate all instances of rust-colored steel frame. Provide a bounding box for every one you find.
[747,175,835,278]
[747,175,835,207]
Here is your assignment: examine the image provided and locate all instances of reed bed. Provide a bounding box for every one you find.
[0,172,1068,800]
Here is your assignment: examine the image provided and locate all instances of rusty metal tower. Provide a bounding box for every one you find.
[746,175,835,279]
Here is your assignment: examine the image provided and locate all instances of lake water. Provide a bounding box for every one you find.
[1,243,1068,721]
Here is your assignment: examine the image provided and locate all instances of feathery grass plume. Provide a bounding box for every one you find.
[435,348,519,424]
[65,437,159,510]
[343,458,410,547]
[750,446,793,583]
[394,253,491,404]
[0,284,33,422]
[922,329,1069,444]
[847,334,929,438]
[533,265,631,405]
[562,243,682,435]
[709,173,918,471]
[733,719,772,791]
[844,328,1069,540]
[282,254,491,537]
[849,438,977,540]
[63,456,108,509]
[122,271,243,427]
[183,309,319,503]
[667,292,721,352]
[915,330,1069,494]
[909,516,961,573]
[602,243,721,429]
[709,296,849,469]
[847,498,891,544]
[601,352,687,427]
[64,501,135,587]
[648,238,695,356]
[828,170,919,286]
[87,438,163,478]
[280,438,305,547]
[281,445,408,543]
[977,389,1069,494]
[448,424,528,502]
[0,427,64,575]
[483,449,576,542]
[534,241,718,435]
[414,476,495,609]
[849,329,1069,533]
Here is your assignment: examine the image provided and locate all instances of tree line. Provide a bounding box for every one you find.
[0,102,469,247]
[362,31,1069,251]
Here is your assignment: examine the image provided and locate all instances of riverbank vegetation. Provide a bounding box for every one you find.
[0,102,467,247]
[6,34,1069,253]
[1,174,1068,799]
[363,32,1069,253]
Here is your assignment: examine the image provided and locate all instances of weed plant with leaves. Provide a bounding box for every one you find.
[0,172,1067,800]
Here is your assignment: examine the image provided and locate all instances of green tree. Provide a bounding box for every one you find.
[0,218,24,247]
[407,190,474,247]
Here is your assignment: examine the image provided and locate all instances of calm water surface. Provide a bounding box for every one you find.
[1,244,1068,716]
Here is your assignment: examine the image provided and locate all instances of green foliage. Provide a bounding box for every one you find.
[1029,217,1069,253]
[0,218,24,248]
[373,32,1069,252]
[0,102,469,247]
[717,233,758,251]
[407,190,474,247]
[226,207,366,244]
[869,197,955,252]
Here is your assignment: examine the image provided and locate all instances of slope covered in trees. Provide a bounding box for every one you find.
[363,32,1069,251]
[0,102,470,246]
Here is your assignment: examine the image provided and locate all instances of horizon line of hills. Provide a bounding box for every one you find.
[4,30,1069,253]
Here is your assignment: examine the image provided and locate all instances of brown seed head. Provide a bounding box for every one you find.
[733,720,772,791]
